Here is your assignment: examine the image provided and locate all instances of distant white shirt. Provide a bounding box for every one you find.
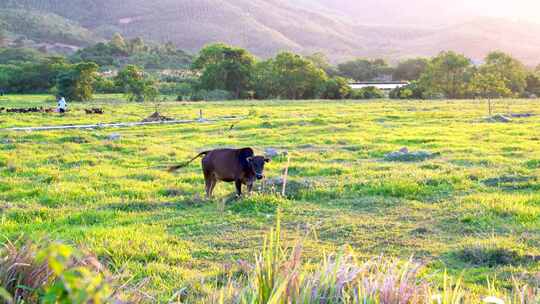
[58,97,67,110]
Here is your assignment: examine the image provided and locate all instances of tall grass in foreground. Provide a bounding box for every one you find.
[206,213,540,304]
[0,239,142,304]
[1,220,539,303]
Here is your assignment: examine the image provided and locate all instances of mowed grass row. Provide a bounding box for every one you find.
[1,95,540,300]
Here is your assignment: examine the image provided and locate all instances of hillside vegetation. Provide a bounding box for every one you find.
[3,0,540,64]
[0,9,99,47]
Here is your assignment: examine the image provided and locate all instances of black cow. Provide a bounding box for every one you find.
[169,148,270,198]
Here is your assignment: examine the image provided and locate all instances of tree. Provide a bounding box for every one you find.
[0,55,67,93]
[270,52,328,99]
[306,52,337,77]
[526,73,540,96]
[362,86,385,99]
[482,51,527,96]
[70,38,192,69]
[110,33,127,51]
[164,41,177,54]
[71,42,126,67]
[0,47,44,65]
[469,69,512,116]
[351,86,385,99]
[418,51,472,99]
[389,81,424,99]
[253,59,278,99]
[322,76,351,99]
[193,43,255,99]
[392,58,428,81]
[56,62,99,101]
[115,65,157,102]
[128,37,146,53]
[337,58,392,81]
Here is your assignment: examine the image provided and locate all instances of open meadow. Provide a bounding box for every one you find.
[1,95,539,301]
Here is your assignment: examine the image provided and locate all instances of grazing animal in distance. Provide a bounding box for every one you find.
[84,108,104,115]
[169,148,270,198]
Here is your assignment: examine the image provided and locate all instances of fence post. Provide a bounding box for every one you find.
[281,152,290,197]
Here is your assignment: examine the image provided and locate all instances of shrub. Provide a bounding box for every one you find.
[94,76,119,94]
[389,81,424,99]
[206,89,234,101]
[190,90,208,101]
[350,86,385,99]
[322,76,352,99]
[188,89,234,101]
[453,239,525,267]
[56,62,99,101]
[0,241,49,303]
[0,239,113,303]
[160,82,193,97]
[116,65,158,102]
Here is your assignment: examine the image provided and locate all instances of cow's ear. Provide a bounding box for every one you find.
[264,158,271,163]
[246,156,253,162]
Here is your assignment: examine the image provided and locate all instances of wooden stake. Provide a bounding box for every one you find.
[281,152,290,197]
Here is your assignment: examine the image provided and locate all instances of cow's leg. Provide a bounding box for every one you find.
[208,178,217,198]
[247,182,254,194]
[205,177,213,198]
[235,180,243,197]
[204,170,216,199]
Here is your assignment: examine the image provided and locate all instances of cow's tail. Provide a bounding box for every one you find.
[168,151,209,172]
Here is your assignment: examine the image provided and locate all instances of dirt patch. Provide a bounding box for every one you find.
[384,147,440,162]
[482,175,536,190]
[142,112,174,122]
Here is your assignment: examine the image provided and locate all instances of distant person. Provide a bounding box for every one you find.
[57,97,67,114]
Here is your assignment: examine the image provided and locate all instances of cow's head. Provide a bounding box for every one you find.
[246,156,271,180]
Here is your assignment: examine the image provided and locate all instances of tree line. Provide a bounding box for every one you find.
[192,45,540,101]
[1,35,540,102]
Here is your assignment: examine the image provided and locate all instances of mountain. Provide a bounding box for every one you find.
[0,8,99,52]
[292,0,470,26]
[1,0,540,65]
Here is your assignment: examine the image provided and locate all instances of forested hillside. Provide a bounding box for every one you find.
[0,9,99,50]
[3,0,540,64]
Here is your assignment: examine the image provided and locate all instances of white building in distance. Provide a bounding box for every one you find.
[350,81,409,93]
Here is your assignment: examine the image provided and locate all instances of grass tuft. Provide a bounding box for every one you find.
[453,239,526,267]
[229,194,290,214]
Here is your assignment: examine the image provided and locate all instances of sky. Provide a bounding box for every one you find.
[303,0,540,25]
[460,0,540,21]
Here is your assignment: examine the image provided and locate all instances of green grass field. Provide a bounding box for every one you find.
[1,95,539,301]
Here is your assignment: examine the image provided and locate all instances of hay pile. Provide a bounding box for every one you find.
[142,112,174,122]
